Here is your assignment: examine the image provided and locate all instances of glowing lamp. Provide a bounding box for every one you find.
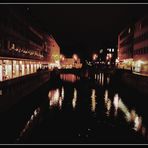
[93,54,98,60]
[73,54,78,61]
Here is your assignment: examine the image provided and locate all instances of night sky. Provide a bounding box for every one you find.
[5,4,148,59]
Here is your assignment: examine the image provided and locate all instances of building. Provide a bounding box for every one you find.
[106,48,117,65]
[48,35,60,69]
[60,57,82,69]
[0,8,60,81]
[118,15,148,75]
[118,25,134,70]
[133,16,148,74]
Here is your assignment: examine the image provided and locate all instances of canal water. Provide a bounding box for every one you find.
[0,71,148,144]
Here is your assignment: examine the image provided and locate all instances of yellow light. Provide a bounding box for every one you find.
[60,54,65,61]
[91,89,96,112]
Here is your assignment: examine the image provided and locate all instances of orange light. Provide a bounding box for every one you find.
[93,54,98,60]
[73,54,78,61]
[60,54,65,61]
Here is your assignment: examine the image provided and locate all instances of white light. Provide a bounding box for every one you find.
[113,94,119,111]
[72,88,77,109]
[48,89,60,107]
[128,28,131,33]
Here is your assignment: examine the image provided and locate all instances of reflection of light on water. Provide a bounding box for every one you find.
[107,77,110,84]
[106,99,111,116]
[113,94,119,116]
[119,102,143,133]
[49,89,60,107]
[118,96,147,139]
[102,73,104,86]
[130,110,136,122]
[91,89,97,112]
[118,99,131,122]
[17,107,40,141]
[99,73,101,85]
[97,74,99,81]
[98,73,104,86]
[59,99,62,108]
[61,87,64,100]
[134,116,142,132]
[60,74,78,82]
[104,90,108,103]
[104,90,111,116]
[95,74,97,80]
[142,127,146,137]
[48,87,65,109]
[72,88,77,109]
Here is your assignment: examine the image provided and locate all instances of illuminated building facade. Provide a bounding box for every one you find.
[60,57,82,69]
[133,16,148,74]
[0,9,59,81]
[118,16,148,75]
[61,58,75,69]
[118,25,134,70]
[48,35,60,69]
[106,48,117,65]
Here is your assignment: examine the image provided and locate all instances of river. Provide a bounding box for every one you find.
[0,71,148,144]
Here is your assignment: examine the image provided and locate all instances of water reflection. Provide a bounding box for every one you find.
[61,87,64,99]
[72,88,77,109]
[15,73,148,143]
[103,89,148,140]
[104,90,109,104]
[97,73,104,86]
[16,107,41,142]
[91,89,97,112]
[99,73,102,85]
[113,94,119,116]
[102,73,104,86]
[118,99,131,122]
[104,90,111,116]
[107,77,110,84]
[48,87,65,109]
[114,94,147,140]
[95,74,97,80]
[60,74,78,82]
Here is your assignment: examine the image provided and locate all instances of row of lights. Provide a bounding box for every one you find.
[92,48,115,61]
[60,54,79,62]
[9,44,44,58]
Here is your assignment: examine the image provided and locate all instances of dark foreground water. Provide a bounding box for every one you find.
[0,72,148,144]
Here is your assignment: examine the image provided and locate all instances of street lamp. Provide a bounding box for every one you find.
[60,54,65,61]
[73,54,78,62]
[92,53,98,61]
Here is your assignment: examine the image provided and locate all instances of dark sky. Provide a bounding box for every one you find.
[7,4,148,58]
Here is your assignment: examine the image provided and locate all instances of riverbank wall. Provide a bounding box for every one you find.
[114,69,148,96]
[0,71,51,112]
